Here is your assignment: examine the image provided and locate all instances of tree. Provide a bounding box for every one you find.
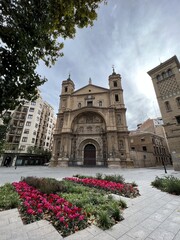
[27,146,52,161]
[0,0,106,113]
[0,112,11,154]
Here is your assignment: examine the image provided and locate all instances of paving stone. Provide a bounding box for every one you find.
[159,220,180,235]
[148,228,175,240]
[117,235,134,240]
[23,222,40,232]
[91,232,116,240]
[9,232,29,240]
[156,208,174,216]
[105,223,130,239]
[139,218,161,231]
[173,230,180,240]
[126,225,151,240]
[64,229,94,240]
[86,225,104,236]
[164,203,179,210]
[43,231,63,240]
[149,212,168,222]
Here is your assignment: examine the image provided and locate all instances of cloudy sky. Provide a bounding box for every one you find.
[37,0,180,130]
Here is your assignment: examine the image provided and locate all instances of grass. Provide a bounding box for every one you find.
[151,175,180,195]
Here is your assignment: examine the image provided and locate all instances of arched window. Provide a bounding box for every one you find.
[78,103,81,108]
[113,81,117,87]
[99,101,102,107]
[167,69,173,76]
[115,94,119,102]
[156,75,161,81]
[164,101,171,111]
[162,72,166,79]
[176,97,180,108]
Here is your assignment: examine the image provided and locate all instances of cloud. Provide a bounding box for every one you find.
[37,0,180,129]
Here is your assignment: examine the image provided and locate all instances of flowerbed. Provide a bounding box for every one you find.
[12,181,88,237]
[65,177,139,198]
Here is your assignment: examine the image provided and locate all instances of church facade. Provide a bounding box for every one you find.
[50,70,133,168]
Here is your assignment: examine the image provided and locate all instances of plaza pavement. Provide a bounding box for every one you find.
[0,166,180,240]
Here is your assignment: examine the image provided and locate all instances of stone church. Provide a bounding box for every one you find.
[50,70,133,168]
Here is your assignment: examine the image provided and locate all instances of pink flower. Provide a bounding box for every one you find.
[59,216,65,222]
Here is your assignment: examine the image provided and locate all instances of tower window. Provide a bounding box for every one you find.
[115,94,119,102]
[113,81,117,87]
[65,86,68,92]
[78,103,81,108]
[142,146,147,151]
[99,101,102,107]
[167,69,173,76]
[164,101,172,111]
[156,75,161,81]
[162,72,166,79]
[176,97,180,108]
[175,116,180,124]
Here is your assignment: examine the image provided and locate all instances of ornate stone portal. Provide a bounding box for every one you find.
[50,71,133,168]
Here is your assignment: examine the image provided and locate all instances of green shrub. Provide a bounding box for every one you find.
[111,205,123,221]
[165,176,180,195]
[151,176,165,189]
[103,174,125,183]
[0,183,20,210]
[151,175,180,195]
[119,199,127,209]
[97,210,114,229]
[22,177,67,194]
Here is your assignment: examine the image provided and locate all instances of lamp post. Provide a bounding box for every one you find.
[162,156,167,174]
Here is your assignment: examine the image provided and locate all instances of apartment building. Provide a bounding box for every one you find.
[2,95,56,166]
[129,130,171,168]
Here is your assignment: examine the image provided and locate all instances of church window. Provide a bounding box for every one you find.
[99,101,102,106]
[113,81,117,87]
[167,69,173,76]
[115,94,119,102]
[65,86,68,92]
[164,101,172,111]
[78,103,81,108]
[87,101,93,106]
[176,97,180,108]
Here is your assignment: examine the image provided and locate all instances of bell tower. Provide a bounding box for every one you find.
[108,67,125,108]
[59,75,75,113]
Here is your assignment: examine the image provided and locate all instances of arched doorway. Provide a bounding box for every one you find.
[84,144,96,166]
